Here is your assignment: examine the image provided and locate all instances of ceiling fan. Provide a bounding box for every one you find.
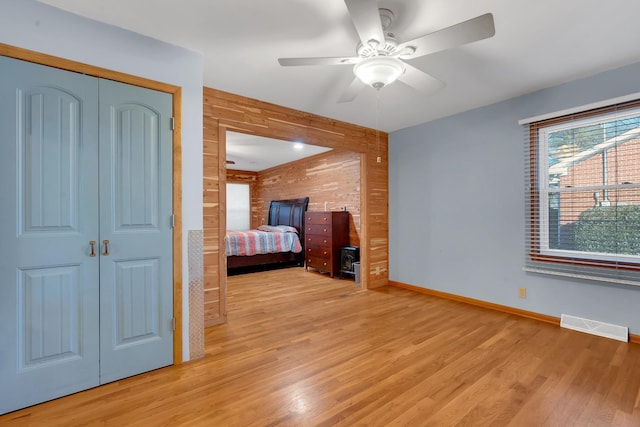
[278,0,495,102]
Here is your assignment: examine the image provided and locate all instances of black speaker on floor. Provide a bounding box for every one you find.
[340,246,360,276]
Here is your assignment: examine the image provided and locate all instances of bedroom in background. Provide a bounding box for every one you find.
[220,133,364,332]
[224,135,362,277]
[203,86,389,328]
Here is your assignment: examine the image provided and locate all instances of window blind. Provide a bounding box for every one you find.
[524,99,640,285]
[226,183,251,231]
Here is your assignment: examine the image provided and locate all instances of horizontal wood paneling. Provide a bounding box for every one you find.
[202,112,223,327]
[203,87,388,326]
[226,169,258,184]
[255,150,360,246]
[227,150,360,247]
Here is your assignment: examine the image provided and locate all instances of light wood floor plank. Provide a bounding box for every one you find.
[2,267,640,426]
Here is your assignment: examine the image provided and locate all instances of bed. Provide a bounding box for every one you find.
[226,197,309,272]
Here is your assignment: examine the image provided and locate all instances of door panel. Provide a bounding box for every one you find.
[19,265,82,367]
[98,79,173,384]
[21,87,81,233]
[111,104,161,230]
[0,56,100,414]
[114,258,161,346]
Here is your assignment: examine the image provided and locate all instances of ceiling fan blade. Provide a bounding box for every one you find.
[344,0,385,47]
[278,56,359,67]
[398,13,495,59]
[397,62,445,95]
[337,77,367,103]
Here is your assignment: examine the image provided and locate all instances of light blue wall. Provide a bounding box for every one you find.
[0,0,204,360]
[389,61,640,334]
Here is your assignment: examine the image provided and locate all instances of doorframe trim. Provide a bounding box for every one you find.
[0,43,184,364]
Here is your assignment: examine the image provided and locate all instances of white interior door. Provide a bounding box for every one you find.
[0,56,174,414]
[0,56,100,414]
[98,79,174,383]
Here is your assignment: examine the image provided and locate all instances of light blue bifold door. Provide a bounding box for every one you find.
[97,79,174,384]
[0,56,174,414]
[0,55,100,414]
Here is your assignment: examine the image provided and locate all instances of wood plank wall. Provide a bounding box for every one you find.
[203,88,388,326]
[249,150,360,246]
[227,150,360,245]
[226,169,258,185]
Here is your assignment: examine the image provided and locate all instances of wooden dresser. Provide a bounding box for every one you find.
[305,211,349,278]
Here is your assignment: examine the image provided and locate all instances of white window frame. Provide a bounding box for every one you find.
[537,107,640,264]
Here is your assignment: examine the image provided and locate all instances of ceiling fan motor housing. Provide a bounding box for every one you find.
[356,34,399,58]
[355,8,398,58]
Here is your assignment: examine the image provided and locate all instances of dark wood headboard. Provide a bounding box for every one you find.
[267,197,309,234]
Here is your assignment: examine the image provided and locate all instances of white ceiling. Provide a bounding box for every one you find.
[38,0,640,132]
[226,132,332,172]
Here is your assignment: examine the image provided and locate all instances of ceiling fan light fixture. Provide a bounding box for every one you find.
[353,56,405,89]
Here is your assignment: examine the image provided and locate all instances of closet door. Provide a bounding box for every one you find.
[0,56,100,414]
[0,56,174,414]
[98,79,174,383]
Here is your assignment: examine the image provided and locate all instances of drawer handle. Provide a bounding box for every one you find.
[323,251,328,256]
[323,217,327,221]
[323,228,327,232]
[323,240,327,244]
[323,262,327,266]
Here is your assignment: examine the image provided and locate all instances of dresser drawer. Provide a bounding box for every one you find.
[306,213,332,225]
[306,255,330,271]
[306,224,331,236]
[306,235,330,247]
[307,246,330,258]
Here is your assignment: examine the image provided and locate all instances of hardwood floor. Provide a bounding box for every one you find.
[3,267,640,426]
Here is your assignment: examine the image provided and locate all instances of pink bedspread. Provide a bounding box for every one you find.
[225,230,302,256]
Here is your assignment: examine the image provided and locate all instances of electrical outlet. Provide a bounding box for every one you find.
[375,266,380,275]
[518,287,527,299]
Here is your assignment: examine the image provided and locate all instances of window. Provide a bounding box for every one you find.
[226,183,250,231]
[525,99,640,284]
